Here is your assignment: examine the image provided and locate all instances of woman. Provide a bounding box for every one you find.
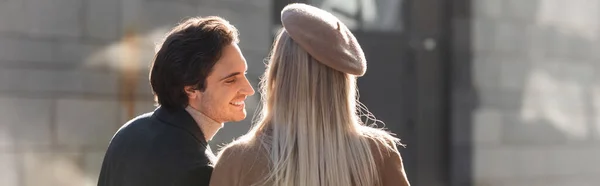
[209,3,410,186]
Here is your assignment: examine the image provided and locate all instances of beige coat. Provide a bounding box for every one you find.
[209,137,410,186]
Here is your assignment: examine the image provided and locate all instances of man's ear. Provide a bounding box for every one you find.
[184,86,197,99]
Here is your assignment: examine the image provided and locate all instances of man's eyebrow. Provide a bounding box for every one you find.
[219,72,241,81]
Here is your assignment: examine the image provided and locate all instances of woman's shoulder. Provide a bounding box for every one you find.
[359,126,404,161]
[360,127,411,186]
[215,134,272,171]
[211,136,271,186]
[215,136,264,161]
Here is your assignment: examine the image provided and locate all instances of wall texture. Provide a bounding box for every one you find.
[1,0,598,185]
[0,0,270,185]
[465,0,600,185]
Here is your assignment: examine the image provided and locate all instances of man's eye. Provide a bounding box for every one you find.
[225,79,236,83]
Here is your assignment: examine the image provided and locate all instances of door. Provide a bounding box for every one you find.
[273,0,450,185]
[352,30,418,183]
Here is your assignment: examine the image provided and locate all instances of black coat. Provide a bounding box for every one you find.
[98,106,214,186]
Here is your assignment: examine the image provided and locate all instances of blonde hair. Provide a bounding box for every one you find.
[239,29,400,186]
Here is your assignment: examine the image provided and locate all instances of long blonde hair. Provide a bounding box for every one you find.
[241,29,400,186]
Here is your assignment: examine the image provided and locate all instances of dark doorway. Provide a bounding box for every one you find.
[352,31,418,183]
[272,0,452,185]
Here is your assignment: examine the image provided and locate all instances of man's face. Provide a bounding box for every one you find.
[186,43,255,123]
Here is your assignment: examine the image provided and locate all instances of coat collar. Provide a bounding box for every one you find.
[152,106,208,147]
[184,106,224,141]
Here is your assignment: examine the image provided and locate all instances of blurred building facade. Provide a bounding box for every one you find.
[0,0,270,185]
[0,0,598,186]
[452,0,600,185]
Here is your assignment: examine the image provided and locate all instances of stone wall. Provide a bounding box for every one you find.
[462,0,600,185]
[2,0,598,185]
[0,0,271,185]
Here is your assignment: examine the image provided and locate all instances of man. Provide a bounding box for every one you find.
[98,16,255,186]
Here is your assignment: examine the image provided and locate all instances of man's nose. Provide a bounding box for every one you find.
[242,78,255,96]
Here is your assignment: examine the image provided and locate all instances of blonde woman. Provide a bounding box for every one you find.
[209,3,410,186]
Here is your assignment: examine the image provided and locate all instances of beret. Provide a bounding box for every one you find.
[281,3,367,76]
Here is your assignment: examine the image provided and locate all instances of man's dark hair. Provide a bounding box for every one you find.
[149,16,239,109]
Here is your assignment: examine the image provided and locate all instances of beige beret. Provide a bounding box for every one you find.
[281,3,367,76]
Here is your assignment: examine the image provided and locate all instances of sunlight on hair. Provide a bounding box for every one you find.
[357,100,386,128]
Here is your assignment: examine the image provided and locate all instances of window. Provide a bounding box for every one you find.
[309,0,405,32]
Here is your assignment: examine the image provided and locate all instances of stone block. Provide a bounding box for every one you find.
[514,147,554,178]
[593,40,600,60]
[472,53,500,89]
[499,58,530,90]
[215,0,270,8]
[473,108,503,146]
[526,25,548,56]
[134,73,155,97]
[242,50,268,78]
[503,0,539,22]
[0,0,27,33]
[0,96,53,148]
[472,18,496,52]
[197,3,271,54]
[21,0,83,37]
[494,176,599,186]
[0,68,119,95]
[229,8,271,54]
[0,36,55,63]
[544,29,571,58]
[502,111,573,145]
[0,124,12,150]
[53,41,105,67]
[85,0,122,41]
[552,61,595,83]
[593,87,600,141]
[473,147,519,179]
[56,98,120,147]
[139,1,198,31]
[80,70,120,95]
[550,146,600,176]
[83,151,105,185]
[473,0,503,19]
[478,89,523,111]
[0,153,20,186]
[493,21,528,54]
[566,35,595,60]
[196,1,236,17]
[21,151,92,186]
